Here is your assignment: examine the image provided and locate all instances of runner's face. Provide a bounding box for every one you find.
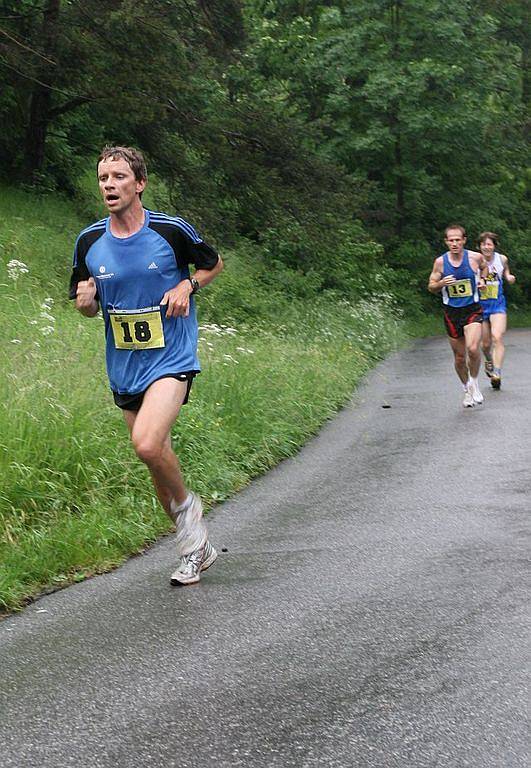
[479,238,495,259]
[445,230,466,257]
[97,158,145,214]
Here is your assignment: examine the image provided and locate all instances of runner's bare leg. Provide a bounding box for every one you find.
[463,322,482,378]
[489,313,507,370]
[122,377,189,519]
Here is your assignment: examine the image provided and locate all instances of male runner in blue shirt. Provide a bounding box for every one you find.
[70,146,223,585]
[428,224,488,407]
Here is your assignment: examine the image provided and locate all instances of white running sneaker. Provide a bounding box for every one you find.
[170,540,218,586]
[470,381,484,405]
[463,387,475,408]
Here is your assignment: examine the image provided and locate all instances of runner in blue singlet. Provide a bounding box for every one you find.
[70,146,223,587]
[478,231,516,390]
[428,224,488,408]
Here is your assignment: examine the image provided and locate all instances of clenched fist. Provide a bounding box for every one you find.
[441,274,457,286]
[160,280,193,318]
[76,277,99,316]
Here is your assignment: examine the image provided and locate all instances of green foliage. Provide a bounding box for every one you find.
[0,1,528,303]
[243,0,529,294]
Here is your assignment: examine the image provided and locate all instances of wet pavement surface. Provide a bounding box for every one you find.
[1,331,529,767]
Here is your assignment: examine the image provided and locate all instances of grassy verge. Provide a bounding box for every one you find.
[0,188,406,613]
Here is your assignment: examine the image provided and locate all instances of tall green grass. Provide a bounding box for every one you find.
[0,186,406,612]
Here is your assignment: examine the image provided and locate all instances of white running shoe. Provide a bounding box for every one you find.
[463,387,475,408]
[470,381,484,405]
[170,540,218,586]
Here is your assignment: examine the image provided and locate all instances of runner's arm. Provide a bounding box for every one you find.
[191,254,224,289]
[428,257,455,293]
[162,255,224,318]
[502,255,516,284]
[472,252,488,287]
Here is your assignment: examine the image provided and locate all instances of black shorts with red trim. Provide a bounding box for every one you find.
[112,371,197,412]
[443,303,483,339]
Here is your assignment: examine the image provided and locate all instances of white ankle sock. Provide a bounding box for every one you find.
[172,493,192,515]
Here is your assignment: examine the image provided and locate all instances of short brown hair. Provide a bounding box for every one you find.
[444,223,466,238]
[478,231,499,248]
[97,145,148,182]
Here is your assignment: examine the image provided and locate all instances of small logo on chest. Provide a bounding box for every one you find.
[148,262,159,270]
[97,265,115,280]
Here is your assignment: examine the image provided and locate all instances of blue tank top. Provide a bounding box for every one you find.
[441,250,479,307]
[480,252,505,308]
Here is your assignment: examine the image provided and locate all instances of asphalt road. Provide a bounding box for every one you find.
[1,331,529,768]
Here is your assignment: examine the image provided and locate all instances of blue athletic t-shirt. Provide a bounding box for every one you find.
[69,210,219,395]
[441,250,479,307]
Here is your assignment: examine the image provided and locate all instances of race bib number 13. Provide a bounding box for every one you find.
[447,279,473,298]
[109,308,165,350]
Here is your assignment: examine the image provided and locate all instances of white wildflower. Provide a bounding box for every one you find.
[40,311,55,323]
[199,323,238,337]
[40,326,55,336]
[10,339,21,344]
[7,260,29,280]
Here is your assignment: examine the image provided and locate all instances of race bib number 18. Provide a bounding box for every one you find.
[109,308,165,350]
[447,279,473,298]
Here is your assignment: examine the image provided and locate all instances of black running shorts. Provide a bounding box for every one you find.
[112,372,197,412]
[443,303,483,339]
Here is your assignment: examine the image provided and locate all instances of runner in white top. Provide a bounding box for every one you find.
[477,232,516,390]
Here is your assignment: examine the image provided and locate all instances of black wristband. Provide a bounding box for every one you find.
[188,277,200,294]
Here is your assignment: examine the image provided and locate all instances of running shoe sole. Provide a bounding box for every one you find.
[491,376,501,390]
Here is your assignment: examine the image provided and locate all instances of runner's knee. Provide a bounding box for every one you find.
[132,436,165,466]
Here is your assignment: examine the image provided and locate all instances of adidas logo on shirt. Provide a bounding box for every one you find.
[148,262,159,270]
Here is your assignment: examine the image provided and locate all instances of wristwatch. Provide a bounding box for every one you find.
[188,277,200,294]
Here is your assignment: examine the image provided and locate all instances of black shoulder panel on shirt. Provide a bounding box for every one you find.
[148,219,219,270]
[69,226,105,300]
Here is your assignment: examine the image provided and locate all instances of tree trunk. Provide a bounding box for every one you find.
[391,0,404,237]
[24,0,60,178]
